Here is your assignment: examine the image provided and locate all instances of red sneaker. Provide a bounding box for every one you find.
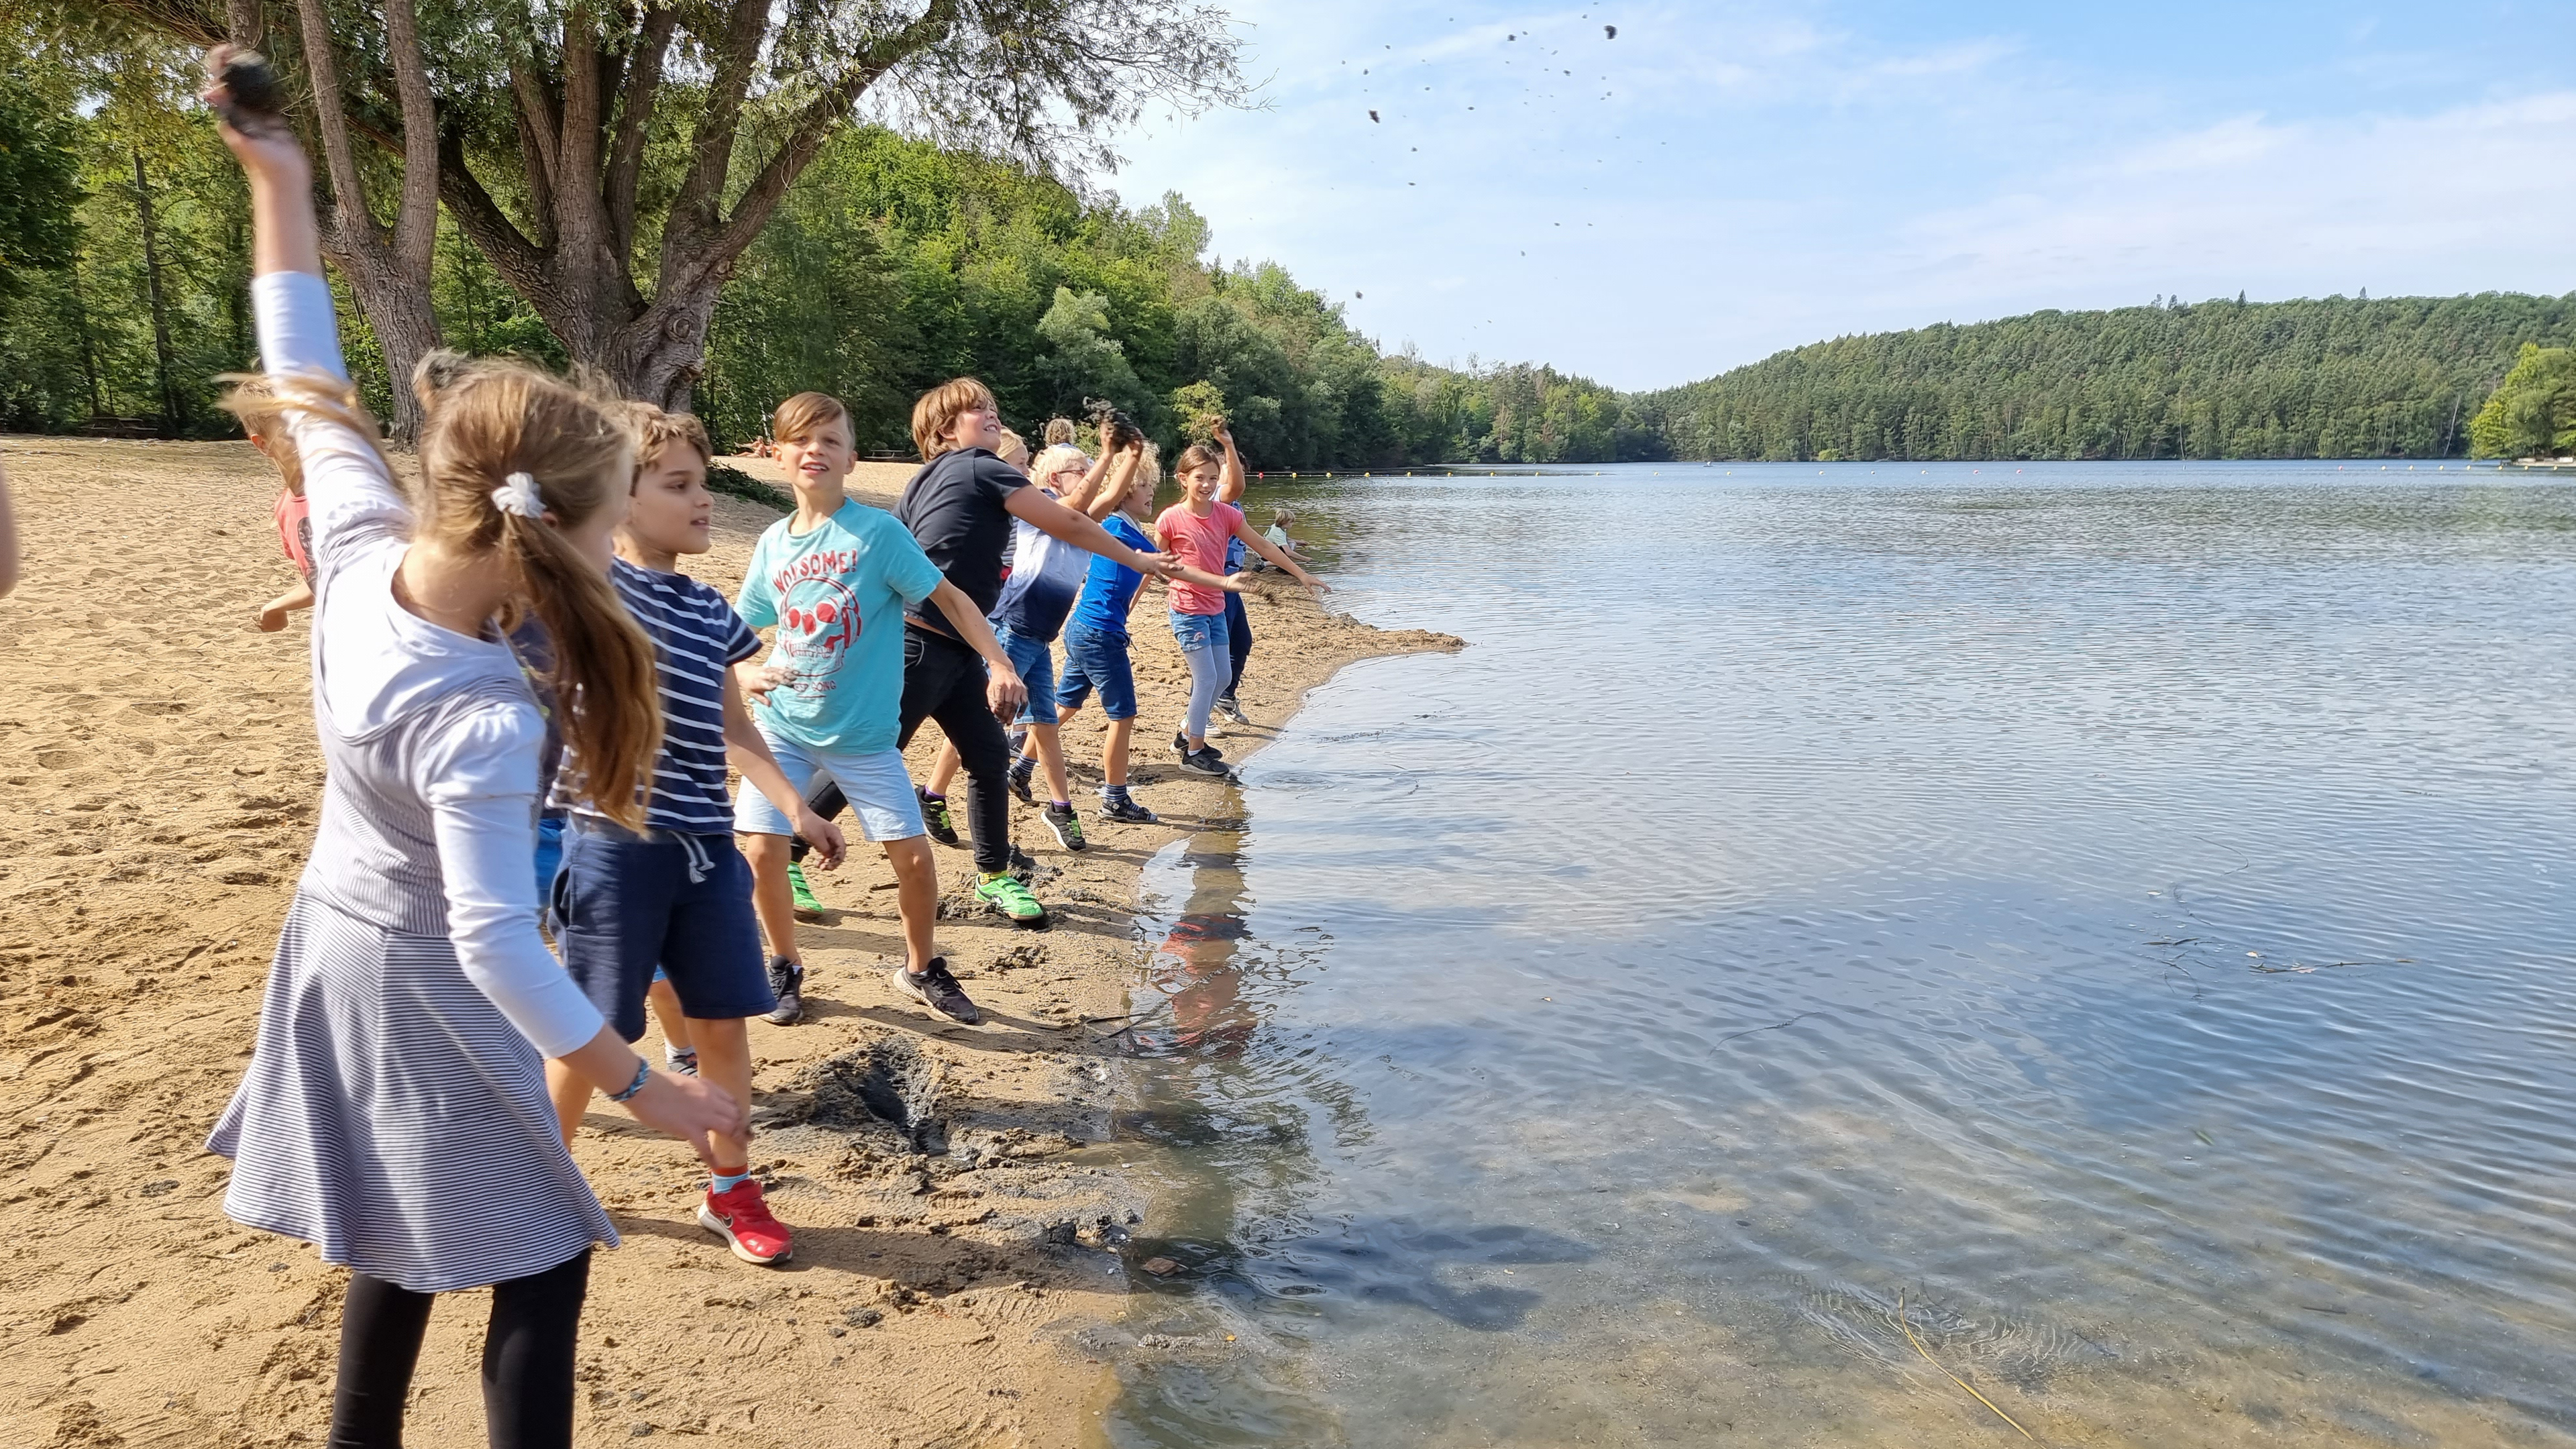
[698,1177,794,1266]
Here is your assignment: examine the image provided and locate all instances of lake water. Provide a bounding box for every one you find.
[1095,460,2576,1448]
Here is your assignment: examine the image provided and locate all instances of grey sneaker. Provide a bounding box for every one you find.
[892,957,982,1025]
[1178,745,1230,779]
[763,957,804,1025]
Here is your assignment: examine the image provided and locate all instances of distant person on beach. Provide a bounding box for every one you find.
[1159,437,1323,774]
[545,402,846,1268]
[920,438,1135,853]
[731,390,1019,1028]
[1265,508,1301,561]
[1051,440,1247,820]
[199,50,741,1445]
[892,380,1177,930]
[229,381,315,632]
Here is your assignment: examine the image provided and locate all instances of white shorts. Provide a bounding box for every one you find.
[732,729,926,844]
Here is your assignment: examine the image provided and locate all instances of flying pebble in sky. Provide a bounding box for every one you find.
[1369,110,1379,121]
[1605,24,1617,38]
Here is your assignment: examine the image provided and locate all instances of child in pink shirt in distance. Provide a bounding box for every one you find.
[1154,441,1324,775]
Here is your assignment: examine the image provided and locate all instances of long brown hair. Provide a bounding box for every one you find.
[419,361,661,830]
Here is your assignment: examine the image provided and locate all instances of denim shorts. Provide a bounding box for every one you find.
[732,727,926,843]
[992,623,1059,726]
[533,813,567,924]
[1170,608,1230,655]
[1057,620,1137,720]
[557,820,771,1040]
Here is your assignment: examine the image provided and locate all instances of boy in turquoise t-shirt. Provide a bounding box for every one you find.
[733,392,1029,1027]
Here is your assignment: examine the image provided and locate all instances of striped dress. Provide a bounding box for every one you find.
[205,270,616,1294]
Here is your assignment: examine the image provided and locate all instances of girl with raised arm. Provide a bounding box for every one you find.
[197,49,742,1448]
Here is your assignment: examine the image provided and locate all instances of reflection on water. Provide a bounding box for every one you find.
[1097,462,2576,1448]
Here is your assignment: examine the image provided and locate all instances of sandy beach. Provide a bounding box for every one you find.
[0,437,1454,1448]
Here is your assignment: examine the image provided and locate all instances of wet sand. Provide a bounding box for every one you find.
[0,438,1454,1447]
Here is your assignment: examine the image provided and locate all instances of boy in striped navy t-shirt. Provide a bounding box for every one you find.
[549,407,848,1269]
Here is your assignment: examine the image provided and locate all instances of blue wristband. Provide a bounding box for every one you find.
[608,1059,651,1103]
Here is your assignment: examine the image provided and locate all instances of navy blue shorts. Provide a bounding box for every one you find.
[557,821,773,1041]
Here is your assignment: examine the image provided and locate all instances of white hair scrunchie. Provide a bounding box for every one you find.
[491,471,545,519]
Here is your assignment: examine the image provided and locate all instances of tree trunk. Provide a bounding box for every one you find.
[132,150,184,435]
[290,0,441,439]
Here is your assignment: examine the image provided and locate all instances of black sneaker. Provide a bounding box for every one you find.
[1216,694,1250,724]
[918,788,960,847]
[1100,793,1159,824]
[763,957,804,1025]
[1008,757,1036,804]
[1179,745,1231,779]
[1042,802,1089,851]
[892,957,982,1025]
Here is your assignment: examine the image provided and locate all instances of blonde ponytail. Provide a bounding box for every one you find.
[417,360,661,830]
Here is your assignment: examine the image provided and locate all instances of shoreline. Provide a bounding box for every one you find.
[0,437,1455,1446]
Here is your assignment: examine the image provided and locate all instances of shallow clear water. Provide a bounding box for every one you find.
[1100,461,2576,1448]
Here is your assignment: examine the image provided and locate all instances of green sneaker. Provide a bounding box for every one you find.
[975,870,1049,928]
[787,859,826,922]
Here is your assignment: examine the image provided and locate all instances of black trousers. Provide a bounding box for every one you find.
[1224,589,1252,696]
[896,625,1012,873]
[329,1248,590,1449]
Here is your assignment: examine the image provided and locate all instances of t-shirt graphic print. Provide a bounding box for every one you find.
[736,500,944,755]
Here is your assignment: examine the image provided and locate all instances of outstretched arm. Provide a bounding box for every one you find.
[1215,422,1246,504]
[1006,485,1177,578]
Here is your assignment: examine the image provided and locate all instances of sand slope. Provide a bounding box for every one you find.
[0,438,1452,1447]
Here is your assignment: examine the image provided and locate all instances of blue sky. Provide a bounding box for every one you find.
[1101,1,2576,390]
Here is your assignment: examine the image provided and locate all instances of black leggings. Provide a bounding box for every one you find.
[330,1249,590,1449]
[896,625,1013,874]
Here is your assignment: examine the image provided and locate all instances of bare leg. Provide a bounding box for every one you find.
[740,832,800,965]
[1103,715,1134,787]
[1028,721,1071,802]
[925,738,962,798]
[883,835,939,973]
[647,978,694,1055]
[685,1016,755,1169]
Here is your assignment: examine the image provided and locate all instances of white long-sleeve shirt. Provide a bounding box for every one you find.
[255,270,604,1058]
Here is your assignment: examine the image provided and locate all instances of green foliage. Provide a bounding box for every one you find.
[0,71,82,299]
[699,127,1637,466]
[1642,294,2576,462]
[2467,344,2576,459]
[1171,378,1227,445]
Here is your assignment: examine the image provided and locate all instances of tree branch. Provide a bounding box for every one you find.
[602,1,676,262]
[382,0,439,279]
[289,0,384,250]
